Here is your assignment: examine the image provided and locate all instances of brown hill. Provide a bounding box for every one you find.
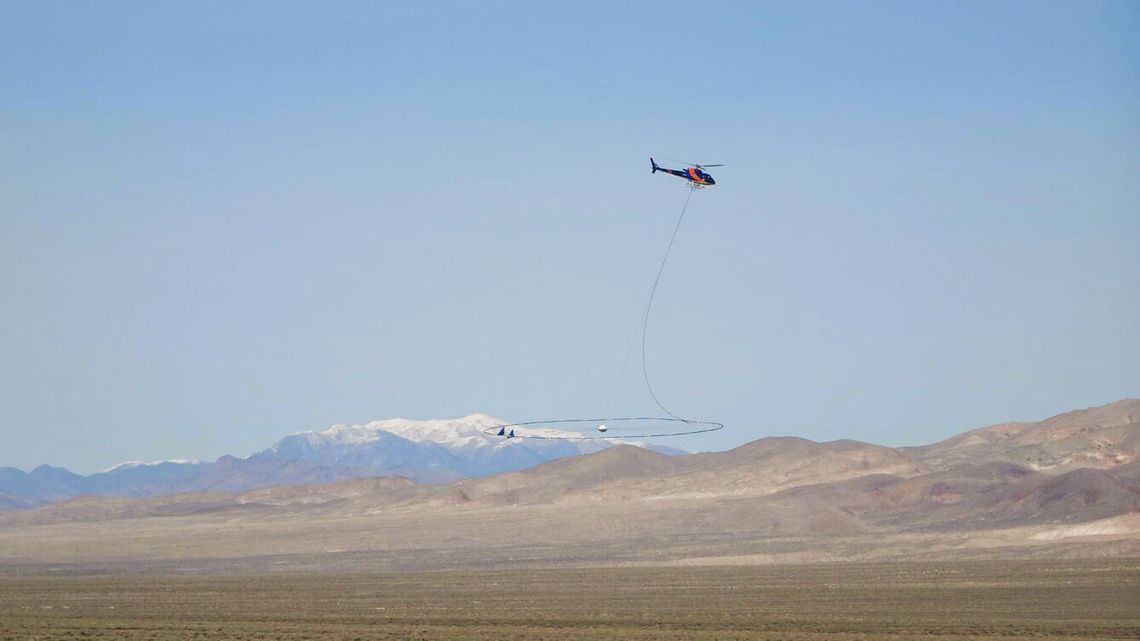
[906,464,1140,529]
[579,436,930,502]
[442,444,688,506]
[774,460,1140,533]
[1,400,1137,571]
[0,492,33,512]
[0,476,424,527]
[686,436,928,491]
[430,437,930,508]
[908,399,1140,472]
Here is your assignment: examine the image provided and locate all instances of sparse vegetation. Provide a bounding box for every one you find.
[1,560,1137,640]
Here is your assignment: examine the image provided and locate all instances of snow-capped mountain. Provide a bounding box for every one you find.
[257,414,619,480]
[0,414,677,508]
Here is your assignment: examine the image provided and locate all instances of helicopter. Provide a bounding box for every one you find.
[651,157,722,187]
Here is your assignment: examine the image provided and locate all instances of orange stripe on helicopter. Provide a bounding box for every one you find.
[688,167,707,184]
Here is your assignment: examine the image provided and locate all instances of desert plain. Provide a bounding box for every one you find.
[1,561,1137,640]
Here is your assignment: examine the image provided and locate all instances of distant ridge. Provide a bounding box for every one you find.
[0,414,676,508]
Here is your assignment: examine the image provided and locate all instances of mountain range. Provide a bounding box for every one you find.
[0,414,681,508]
[0,400,1136,571]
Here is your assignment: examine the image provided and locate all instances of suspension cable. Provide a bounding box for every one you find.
[641,186,695,420]
[601,186,696,420]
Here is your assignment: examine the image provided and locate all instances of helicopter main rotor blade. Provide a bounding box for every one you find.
[660,157,725,168]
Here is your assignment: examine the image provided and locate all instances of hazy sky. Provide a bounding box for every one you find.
[2,1,1138,473]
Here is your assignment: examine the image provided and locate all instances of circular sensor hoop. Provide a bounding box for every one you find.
[482,416,723,440]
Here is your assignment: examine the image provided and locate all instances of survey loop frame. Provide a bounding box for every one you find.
[483,416,723,440]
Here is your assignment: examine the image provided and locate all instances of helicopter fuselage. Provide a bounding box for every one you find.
[651,158,716,186]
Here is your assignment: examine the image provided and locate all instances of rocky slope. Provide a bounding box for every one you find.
[907,399,1139,472]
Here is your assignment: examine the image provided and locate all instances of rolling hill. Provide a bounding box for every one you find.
[0,400,1136,571]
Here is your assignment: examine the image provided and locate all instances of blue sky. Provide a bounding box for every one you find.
[2,1,1137,473]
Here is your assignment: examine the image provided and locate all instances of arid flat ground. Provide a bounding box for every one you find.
[1,560,1137,640]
